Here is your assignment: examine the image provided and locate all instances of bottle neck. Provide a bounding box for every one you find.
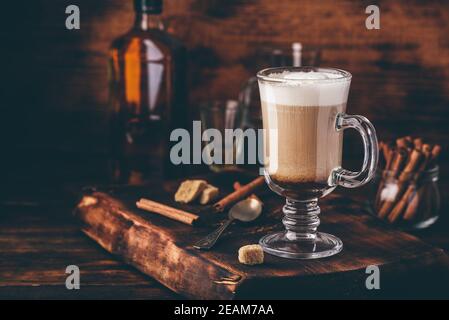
[134,12,164,31]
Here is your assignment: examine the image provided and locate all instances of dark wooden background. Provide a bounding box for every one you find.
[1,0,449,299]
[1,0,449,158]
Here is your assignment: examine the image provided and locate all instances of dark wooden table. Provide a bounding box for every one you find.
[0,203,179,299]
[1,154,448,299]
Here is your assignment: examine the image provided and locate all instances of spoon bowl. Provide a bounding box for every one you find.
[229,198,263,222]
[193,197,263,250]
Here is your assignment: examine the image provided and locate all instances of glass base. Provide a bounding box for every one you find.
[259,231,343,259]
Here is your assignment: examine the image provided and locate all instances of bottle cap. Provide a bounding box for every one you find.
[292,42,302,67]
[134,0,163,14]
[292,42,302,51]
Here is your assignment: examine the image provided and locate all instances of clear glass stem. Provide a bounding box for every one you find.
[283,198,320,241]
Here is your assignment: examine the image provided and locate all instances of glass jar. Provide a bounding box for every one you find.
[370,166,440,230]
[199,100,245,173]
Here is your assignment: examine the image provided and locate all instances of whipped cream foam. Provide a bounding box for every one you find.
[259,70,351,106]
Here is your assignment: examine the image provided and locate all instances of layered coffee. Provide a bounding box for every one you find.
[259,70,350,191]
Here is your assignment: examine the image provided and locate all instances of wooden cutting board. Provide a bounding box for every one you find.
[74,173,449,299]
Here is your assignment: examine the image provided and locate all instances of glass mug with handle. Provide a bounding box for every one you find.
[257,67,378,259]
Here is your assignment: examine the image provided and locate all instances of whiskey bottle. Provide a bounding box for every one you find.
[109,0,187,184]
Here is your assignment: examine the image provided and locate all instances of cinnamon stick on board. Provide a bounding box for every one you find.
[213,176,265,212]
[136,198,199,225]
[233,182,263,203]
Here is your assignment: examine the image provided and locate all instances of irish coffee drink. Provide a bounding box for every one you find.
[260,70,350,198]
[257,67,378,259]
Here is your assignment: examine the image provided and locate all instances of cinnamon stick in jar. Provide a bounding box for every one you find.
[380,142,394,170]
[377,148,409,219]
[413,138,423,150]
[402,144,439,221]
[397,149,422,181]
[376,136,441,224]
[396,136,412,149]
[390,148,408,177]
[383,150,421,221]
[388,185,414,223]
[375,142,395,208]
[430,145,442,167]
[403,186,424,221]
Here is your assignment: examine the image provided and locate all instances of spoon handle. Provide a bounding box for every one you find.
[193,219,233,250]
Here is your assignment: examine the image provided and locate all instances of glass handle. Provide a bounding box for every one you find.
[332,113,379,188]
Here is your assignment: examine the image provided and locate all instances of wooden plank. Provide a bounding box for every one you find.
[74,173,449,299]
[1,165,449,299]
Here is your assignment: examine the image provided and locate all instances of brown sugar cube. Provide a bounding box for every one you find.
[238,244,264,265]
[77,196,98,208]
[199,185,219,205]
[174,180,207,204]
